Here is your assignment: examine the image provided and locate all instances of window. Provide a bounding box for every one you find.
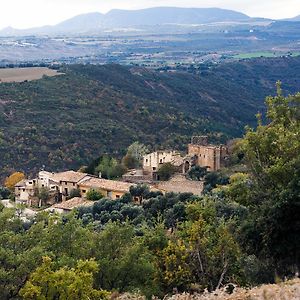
[73,183,75,186]
[116,195,120,199]
[153,167,156,171]
[65,188,68,196]
[82,189,86,193]
[146,159,148,163]
[160,159,163,163]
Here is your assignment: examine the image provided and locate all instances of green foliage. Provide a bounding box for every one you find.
[2,59,300,179]
[19,257,109,300]
[35,187,49,203]
[0,186,10,199]
[1,83,300,297]
[95,155,127,179]
[187,166,208,181]
[203,172,230,194]
[86,189,103,201]
[126,142,148,168]
[129,184,150,203]
[68,188,81,199]
[239,85,300,273]
[157,163,176,181]
[122,153,138,169]
[94,222,156,297]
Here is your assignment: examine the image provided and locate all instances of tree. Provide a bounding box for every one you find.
[240,84,300,275]
[69,188,81,199]
[0,186,11,199]
[187,166,207,181]
[122,154,138,169]
[203,172,229,194]
[86,189,103,201]
[160,239,192,291]
[94,222,156,297]
[125,142,148,168]
[95,155,126,179]
[5,172,25,191]
[129,184,150,203]
[19,257,109,300]
[35,187,50,207]
[157,163,176,181]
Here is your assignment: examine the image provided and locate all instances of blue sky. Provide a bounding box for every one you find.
[1,0,299,29]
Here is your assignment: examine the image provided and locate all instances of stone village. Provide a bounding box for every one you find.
[14,136,229,213]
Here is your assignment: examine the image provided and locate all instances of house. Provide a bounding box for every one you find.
[14,179,37,205]
[44,170,90,200]
[78,176,135,200]
[47,197,94,214]
[143,150,183,172]
[143,150,184,180]
[187,136,228,171]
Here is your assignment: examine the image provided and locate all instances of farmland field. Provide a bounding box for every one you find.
[0,67,63,83]
[233,51,300,59]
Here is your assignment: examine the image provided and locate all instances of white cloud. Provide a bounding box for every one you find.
[0,0,299,29]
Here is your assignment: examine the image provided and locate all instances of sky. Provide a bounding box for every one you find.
[1,0,300,29]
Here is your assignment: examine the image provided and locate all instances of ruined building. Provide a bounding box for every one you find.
[187,136,228,171]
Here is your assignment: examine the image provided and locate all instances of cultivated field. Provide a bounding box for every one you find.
[0,67,62,83]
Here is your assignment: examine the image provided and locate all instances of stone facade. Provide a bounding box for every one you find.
[143,150,182,173]
[188,136,228,171]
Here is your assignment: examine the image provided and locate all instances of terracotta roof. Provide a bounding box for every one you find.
[78,177,134,193]
[50,171,89,183]
[52,197,94,211]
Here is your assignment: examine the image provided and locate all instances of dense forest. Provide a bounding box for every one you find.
[0,88,299,299]
[0,57,300,178]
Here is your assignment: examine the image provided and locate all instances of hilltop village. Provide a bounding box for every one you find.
[13,136,228,213]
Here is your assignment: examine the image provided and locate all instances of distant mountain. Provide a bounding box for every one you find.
[54,12,104,33]
[101,7,250,27]
[0,7,250,36]
[283,15,300,21]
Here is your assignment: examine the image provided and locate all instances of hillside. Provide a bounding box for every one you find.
[0,7,250,35]
[0,57,300,178]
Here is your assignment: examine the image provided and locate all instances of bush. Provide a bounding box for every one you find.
[157,163,176,181]
[86,189,103,201]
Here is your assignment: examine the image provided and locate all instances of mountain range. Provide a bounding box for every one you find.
[0,7,253,36]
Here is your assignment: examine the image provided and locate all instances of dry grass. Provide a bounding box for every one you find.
[165,279,300,300]
[114,279,300,300]
[0,67,63,83]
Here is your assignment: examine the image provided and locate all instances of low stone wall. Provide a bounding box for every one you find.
[156,174,203,195]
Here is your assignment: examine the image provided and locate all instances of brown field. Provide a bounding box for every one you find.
[0,67,63,83]
[115,279,300,300]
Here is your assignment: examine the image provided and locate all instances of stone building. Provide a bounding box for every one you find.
[187,136,228,171]
[143,150,182,173]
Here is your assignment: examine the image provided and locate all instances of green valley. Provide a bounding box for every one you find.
[0,56,300,178]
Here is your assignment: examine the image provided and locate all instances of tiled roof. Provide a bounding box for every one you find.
[50,171,89,183]
[52,197,94,211]
[78,177,134,193]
